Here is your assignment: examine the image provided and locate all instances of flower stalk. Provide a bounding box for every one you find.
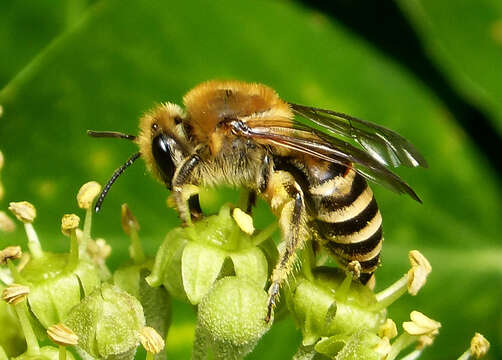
[61,214,81,272]
[8,201,43,259]
[370,250,431,312]
[121,204,145,264]
[76,181,101,257]
[2,284,40,355]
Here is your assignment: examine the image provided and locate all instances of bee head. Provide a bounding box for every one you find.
[138,103,189,189]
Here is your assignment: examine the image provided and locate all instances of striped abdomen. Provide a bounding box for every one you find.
[308,163,383,283]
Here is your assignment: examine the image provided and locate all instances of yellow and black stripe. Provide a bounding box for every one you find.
[310,163,383,283]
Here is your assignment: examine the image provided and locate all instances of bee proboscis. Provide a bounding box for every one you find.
[88,80,427,322]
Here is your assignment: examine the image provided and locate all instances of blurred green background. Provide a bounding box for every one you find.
[0,0,501,359]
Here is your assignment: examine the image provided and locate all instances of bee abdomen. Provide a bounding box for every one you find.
[313,172,383,276]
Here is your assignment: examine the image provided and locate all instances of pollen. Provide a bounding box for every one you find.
[407,250,432,296]
[2,283,30,305]
[402,311,441,337]
[47,323,79,346]
[232,208,255,235]
[8,201,36,223]
[61,214,80,236]
[0,246,22,264]
[378,318,398,340]
[470,332,490,359]
[77,181,102,210]
[139,326,165,354]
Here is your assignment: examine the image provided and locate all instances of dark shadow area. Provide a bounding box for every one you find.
[298,0,502,177]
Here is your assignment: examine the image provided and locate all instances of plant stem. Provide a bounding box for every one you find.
[369,274,408,311]
[457,350,472,360]
[80,207,93,258]
[130,228,146,264]
[15,301,40,355]
[146,352,154,360]
[386,333,416,360]
[24,223,43,259]
[251,222,278,246]
[59,345,67,360]
[400,349,424,360]
[65,229,80,272]
[7,259,25,283]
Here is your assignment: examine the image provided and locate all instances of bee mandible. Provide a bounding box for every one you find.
[88,80,427,322]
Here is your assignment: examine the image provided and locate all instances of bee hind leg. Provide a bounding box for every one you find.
[172,154,202,225]
[265,184,306,323]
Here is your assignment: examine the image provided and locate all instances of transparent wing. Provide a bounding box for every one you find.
[241,126,422,202]
[290,103,428,168]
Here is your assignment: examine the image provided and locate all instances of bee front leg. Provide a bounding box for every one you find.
[171,154,202,225]
[265,183,306,323]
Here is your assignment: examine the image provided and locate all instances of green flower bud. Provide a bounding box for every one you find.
[0,283,25,357]
[19,253,100,328]
[147,206,270,306]
[12,346,75,360]
[314,330,383,360]
[194,277,270,359]
[64,284,145,360]
[287,267,385,347]
[114,265,171,360]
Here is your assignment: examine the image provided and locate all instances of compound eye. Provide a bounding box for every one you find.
[152,134,176,189]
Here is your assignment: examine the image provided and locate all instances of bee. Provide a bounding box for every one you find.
[88,80,426,321]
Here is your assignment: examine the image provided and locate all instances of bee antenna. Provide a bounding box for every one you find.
[94,152,141,213]
[87,130,137,141]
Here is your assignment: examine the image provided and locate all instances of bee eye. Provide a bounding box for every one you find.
[151,123,159,131]
[174,116,182,125]
[152,134,176,188]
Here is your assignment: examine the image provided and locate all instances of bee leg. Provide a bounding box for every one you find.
[172,154,202,225]
[265,185,305,323]
[188,194,203,221]
[246,190,257,214]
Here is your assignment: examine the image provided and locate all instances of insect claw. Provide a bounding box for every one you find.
[265,282,280,323]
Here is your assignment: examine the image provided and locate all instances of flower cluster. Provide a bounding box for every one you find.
[0,150,491,360]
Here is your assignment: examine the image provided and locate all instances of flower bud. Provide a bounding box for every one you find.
[195,277,270,358]
[0,283,25,356]
[65,284,145,360]
[121,203,140,236]
[61,214,80,236]
[14,346,75,360]
[76,181,101,210]
[8,201,36,223]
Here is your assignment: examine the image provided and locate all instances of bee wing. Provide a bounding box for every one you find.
[290,103,428,169]
[241,125,422,202]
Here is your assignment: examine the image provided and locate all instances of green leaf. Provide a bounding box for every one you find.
[398,0,502,130]
[182,242,226,305]
[1,0,501,359]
